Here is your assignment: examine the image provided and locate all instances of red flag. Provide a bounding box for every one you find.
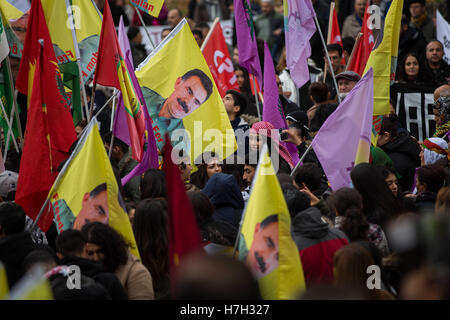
[329,6,346,65]
[15,30,77,231]
[94,0,146,162]
[202,21,239,97]
[162,135,202,268]
[346,1,375,75]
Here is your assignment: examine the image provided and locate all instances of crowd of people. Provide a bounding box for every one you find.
[1,0,450,300]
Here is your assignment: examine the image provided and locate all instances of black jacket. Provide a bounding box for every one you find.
[415,192,437,215]
[59,256,128,300]
[380,130,421,191]
[0,232,37,288]
[422,59,450,87]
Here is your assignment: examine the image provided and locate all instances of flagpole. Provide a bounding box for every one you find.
[290,143,313,177]
[345,32,362,70]
[200,17,219,51]
[65,0,89,122]
[134,7,155,50]
[0,99,19,153]
[5,58,24,147]
[252,76,262,122]
[323,2,334,84]
[108,90,117,159]
[313,14,341,104]
[93,90,119,120]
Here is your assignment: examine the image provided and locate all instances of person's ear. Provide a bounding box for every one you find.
[233,105,241,114]
[82,192,90,204]
[254,223,260,234]
[174,77,182,88]
[56,252,64,260]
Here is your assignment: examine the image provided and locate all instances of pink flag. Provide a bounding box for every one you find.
[234,0,262,85]
[311,68,374,190]
[262,41,300,165]
[284,0,316,88]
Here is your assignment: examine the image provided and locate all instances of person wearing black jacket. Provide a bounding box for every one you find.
[56,229,128,300]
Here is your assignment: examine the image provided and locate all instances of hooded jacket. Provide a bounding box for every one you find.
[380,129,421,191]
[292,207,348,287]
[202,173,245,229]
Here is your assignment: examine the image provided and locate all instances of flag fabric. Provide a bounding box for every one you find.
[328,4,346,65]
[284,0,316,88]
[162,135,202,267]
[311,68,374,191]
[0,13,9,62]
[0,262,8,299]
[262,41,300,165]
[436,10,450,64]
[347,1,375,75]
[135,19,235,164]
[238,144,305,299]
[15,37,77,232]
[363,0,403,116]
[234,0,262,85]
[47,118,140,258]
[202,21,239,97]
[114,15,159,185]
[94,0,146,162]
[0,0,26,59]
[129,0,165,19]
[6,266,53,300]
[0,60,20,147]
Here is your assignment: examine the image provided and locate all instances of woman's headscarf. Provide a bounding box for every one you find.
[423,137,449,165]
[250,121,294,169]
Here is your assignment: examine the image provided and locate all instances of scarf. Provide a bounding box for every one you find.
[423,137,449,164]
[411,11,428,27]
[433,122,450,138]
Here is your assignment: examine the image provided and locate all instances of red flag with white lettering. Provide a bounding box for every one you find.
[329,6,346,65]
[202,21,239,97]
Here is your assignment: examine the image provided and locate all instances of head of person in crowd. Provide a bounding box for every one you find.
[416,164,447,195]
[81,222,129,274]
[140,168,167,200]
[195,22,210,38]
[329,187,370,242]
[308,103,339,133]
[0,170,18,202]
[397,52,424,83]
[408,0,427,20]
[435,186,450,217]
[378,166,400,198]
[103,133,129,165]
[342,37,355,64]
[285,111,308,128]
[336,71,361,98]
[354,0,367,19]
[167,8,183,28]
[260,0,275,16]
[308,82,330,106]
[323,44,344,74]
[433,94,450,132]
[190,151,223,189]
[172,253,260,299]
[75,120,88,137]
[173,149,192,182]
[188,191,215,228]
[250,121,294,172]
[232,47,239,65]
[433,84,450,102]
[55,229,88,261]
[294,163,323,195]
[234,65,251,94]
[243,153,258,188]
[376,113,405,148]
[127,26,142,45]
[425,40,445,69]
[421,137,449,166]
[22,249,57,274]
[223,89,247,121]
[350,163,401,228]
[192,28,204,48]
[281,183,311,218]
[160,27,173,41]
[132,198,169,298]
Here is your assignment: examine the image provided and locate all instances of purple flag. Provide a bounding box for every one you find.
[284,0,316,88]
[114,16,159,185]
[262,41,300,165]
[311,68,374,191]
[234,0,262,85]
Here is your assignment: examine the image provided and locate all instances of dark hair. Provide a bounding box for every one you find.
[289,121,309,139]
[260,214,278,228]
[309,103,338,132]
[294,163,323,192]
[161,27,173,36]
[342,37,355,55]
[81,222,129,273]
[234,65,251,93]
[140,169,167,199]
[329,188,370,242]
[325,43,343,57]
[188,191,215,227]
[226,89,247,117]
[417,165,447,193]
[75,119,88,129]
[244,152,259,168]
[102,132,129,154]
[22,249,57,274]
[190,152,222,189]
[282,184,310,218]
[192,28,204,39]
[181,69,213,103]
[396,52,424,83]
[195,21,209,29]
[350,163,401,228]
[379,113,399,139]
[426,39,444,51]
[90,183,107,198]
[308,82,329,103]
[0,202,26,236]
[127,26,140,41]
[132,199,169,297]
[56,229,86,257]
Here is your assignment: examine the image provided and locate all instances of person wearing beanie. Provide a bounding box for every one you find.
[408,0,434,42]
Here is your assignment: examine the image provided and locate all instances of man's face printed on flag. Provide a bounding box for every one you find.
[73,184,109,230]
[247,214,279,279]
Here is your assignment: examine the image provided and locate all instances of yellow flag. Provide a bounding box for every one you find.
[7,266,53,300]
[238,145,306,299]
[0,1,23,24]
[363,0,403,116]
[0,262,9,299]
[136,19,236,164]
[47,118,140,258]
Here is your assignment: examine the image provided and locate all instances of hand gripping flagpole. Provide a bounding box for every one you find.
[313,14,341,104]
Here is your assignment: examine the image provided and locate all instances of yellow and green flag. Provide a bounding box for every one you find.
[47,118,140,258]
[238,145,305,299]
[136,19,236,164]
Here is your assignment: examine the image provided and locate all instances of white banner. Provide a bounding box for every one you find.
[436,10,450,64]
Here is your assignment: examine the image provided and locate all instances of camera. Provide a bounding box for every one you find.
[279,128,288,141]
